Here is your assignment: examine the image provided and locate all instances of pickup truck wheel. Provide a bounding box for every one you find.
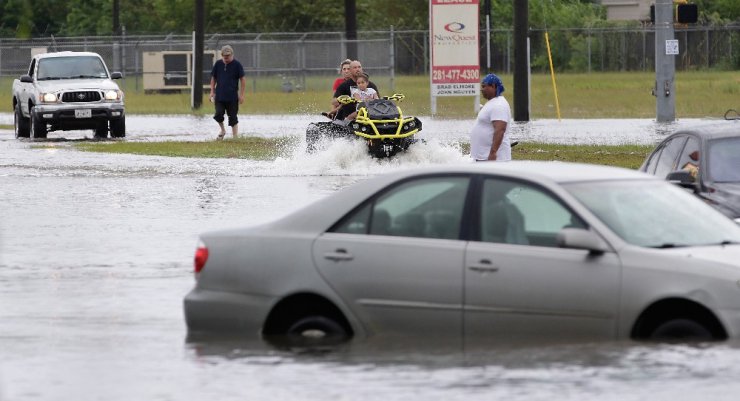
[110,117,126,138]
[94,122,108,139]
[30,110,48,139]
[14,103,30,138]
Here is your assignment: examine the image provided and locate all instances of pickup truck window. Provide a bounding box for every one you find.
[28,59,36,77]
[37,56,108,80]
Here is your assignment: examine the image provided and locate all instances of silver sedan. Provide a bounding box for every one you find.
[184,161,740,345]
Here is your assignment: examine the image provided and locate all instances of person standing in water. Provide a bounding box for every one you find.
[209,45,246,140]
[470,73,512,161]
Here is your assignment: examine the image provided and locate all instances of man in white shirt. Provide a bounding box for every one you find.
[470,73,512,161]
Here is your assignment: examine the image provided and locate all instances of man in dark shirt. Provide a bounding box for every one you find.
[209,45,246,140]
[331,60,379,121]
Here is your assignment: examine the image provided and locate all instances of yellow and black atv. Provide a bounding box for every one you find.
[306,93,422,158]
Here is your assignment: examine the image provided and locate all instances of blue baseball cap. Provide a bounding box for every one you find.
[481,73,505,96]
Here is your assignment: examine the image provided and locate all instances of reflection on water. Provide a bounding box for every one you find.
[2,118,740,401]
[183,337,740,400]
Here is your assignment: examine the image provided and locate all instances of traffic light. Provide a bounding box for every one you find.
[649,3,699,24]
[677,4,698,23]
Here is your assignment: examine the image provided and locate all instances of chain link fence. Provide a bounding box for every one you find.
[1,25,737,93]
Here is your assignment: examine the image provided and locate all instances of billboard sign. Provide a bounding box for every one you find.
[430,0,480,100]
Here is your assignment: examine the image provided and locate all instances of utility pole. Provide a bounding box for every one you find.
[345,0,358,59]
[513,0,529,122]
[192,0,205,109]
[112,0,121,35]
[112,0,122,73]
[484,0,491,70]
[654,0,676,122]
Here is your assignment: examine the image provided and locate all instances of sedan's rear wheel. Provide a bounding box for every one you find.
[264,314,350,349]
[649,318,714,341]
[287,315,348,340]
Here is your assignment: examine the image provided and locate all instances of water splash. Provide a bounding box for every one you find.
[267,136,471,177]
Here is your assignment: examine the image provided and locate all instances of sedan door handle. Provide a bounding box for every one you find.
[468,259,499,273]
[324,249,354,262]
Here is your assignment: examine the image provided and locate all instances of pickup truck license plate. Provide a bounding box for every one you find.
[75,109,91,118]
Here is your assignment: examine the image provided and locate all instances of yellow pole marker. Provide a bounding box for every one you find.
[545,31,561,121]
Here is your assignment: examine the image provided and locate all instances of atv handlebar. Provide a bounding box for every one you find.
[336,95,355,105]
[383,93,405,102]
[336,93,405,105]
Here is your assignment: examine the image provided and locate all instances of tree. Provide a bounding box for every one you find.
[1,0,34,38]
[0,0,736,38]
[694,0,740,23]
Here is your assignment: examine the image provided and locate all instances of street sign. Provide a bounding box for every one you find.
[665,39,679,55]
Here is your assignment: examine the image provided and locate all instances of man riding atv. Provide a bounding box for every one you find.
[308,92,422,158]
[327,60,380,121]
[309,59,422,158]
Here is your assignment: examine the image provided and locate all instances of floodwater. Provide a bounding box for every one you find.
[1,114,739,401]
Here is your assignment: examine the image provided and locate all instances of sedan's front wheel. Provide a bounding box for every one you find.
[649,318,714,341]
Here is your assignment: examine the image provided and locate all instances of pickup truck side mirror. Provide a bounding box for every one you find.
[20,75,33,83]
[110,72,123,79]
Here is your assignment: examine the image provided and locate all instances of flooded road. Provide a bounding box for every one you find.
[1,114,739,401]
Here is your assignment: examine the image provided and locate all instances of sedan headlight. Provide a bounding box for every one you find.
[41,92,58,103]
[104,90,122,101]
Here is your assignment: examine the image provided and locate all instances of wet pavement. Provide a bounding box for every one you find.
[1,114,739,401]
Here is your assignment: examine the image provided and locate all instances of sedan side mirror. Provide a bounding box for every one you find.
[557,228,607,254]
[666,170,697,189]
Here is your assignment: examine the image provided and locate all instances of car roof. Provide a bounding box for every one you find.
[666,120,739,141]
[35,51,103,59]
[256,161,654,234]
[395,160,652,184]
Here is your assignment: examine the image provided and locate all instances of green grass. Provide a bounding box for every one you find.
[511,142,652,170]
[3,71,738,119]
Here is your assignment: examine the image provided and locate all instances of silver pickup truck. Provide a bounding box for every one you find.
[12,51,125,139]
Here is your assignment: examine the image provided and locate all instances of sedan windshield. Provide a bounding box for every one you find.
[37,56,108,80]
[564,180,740,248]
[708,137,740,182]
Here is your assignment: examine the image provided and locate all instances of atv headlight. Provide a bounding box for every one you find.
[409,121,416,128]
[403,124,409,130]
[352,123,359,130]
[41,92,58,103]
[361,126,368,132]
[104,90,121,101]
